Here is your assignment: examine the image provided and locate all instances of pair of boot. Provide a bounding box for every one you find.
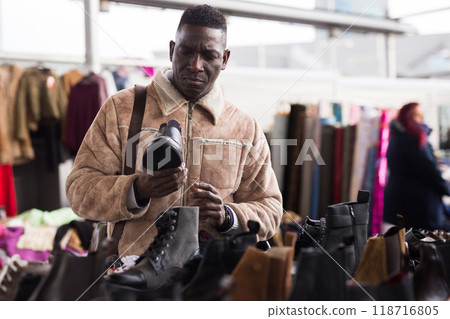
[230,232,297,301]
[181,221,260,300]
[287,191,370,301]
[295,190,369,274]
[350,216,412,301]
[106,207,261,301]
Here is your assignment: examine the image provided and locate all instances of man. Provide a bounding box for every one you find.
[66,5,282,256]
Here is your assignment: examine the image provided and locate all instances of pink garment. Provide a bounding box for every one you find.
[141,66,155,78]
[0,227,51,262]
[371,109,392,235]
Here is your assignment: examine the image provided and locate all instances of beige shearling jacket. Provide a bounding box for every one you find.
[66,68,282,256]
[0,64,34,165]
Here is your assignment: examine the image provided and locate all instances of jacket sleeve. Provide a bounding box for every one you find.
[401,137,450,196]
[66,95,149,222]
[226,120,283,241]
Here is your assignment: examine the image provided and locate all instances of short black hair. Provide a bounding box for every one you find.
[177,4,227,34]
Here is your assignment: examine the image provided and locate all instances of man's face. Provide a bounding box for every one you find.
[169,24,230,102]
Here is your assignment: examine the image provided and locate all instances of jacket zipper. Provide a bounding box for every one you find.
[182,102,194,205]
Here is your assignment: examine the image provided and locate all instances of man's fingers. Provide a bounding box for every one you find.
[193,182,217,193]
[190,190,222,204]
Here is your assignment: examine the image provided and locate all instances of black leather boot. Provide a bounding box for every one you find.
[297,217,326,249]
[433,241,450,290]
[347,272,415,301]
[324,190,370,273]
[414,242,450,301]
[405,228,426,261]
[289,243,355,301]
[29,247,108,301]
[106,206,199,291]
[143,120,183,171]
[181,221,260,300]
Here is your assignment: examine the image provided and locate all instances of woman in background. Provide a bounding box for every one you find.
[384,102,450,231]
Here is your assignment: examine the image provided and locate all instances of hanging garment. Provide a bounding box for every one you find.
[61,69,84,97]
[64,73,108,154]
[0,64,34,165]
[100,69,118,97]
[112,68,129,91]
[15,66,67,139]
[0,165,17,217]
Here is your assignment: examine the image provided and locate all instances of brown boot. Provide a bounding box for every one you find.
[231,246,295,301]
[231,247,270,301]
[353,225,406,286]
[266,246,295,300]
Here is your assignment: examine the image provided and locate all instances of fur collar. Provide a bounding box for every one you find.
[152,68,224,125]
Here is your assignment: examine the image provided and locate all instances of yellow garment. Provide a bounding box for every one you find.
[62,69,84,96]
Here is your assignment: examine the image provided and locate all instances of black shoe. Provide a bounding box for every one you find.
[181,221,260,300]
[143,120,183,171]
[106,207,199,291]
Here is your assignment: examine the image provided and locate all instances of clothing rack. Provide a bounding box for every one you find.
[0,52,169,69]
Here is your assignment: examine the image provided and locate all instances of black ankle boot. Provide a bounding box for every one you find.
[324,190,370,273]
[143,120,183,171]
[297,217,326,249]
[106,206,199,291]
[414,241,450,301]
[289,243,355,301]
[181,221,260,300]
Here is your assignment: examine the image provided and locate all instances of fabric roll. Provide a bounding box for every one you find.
[270,114,290,194]
[283,104,307,213]
[298,106,316,219]
[372,109,392,235]
[318,124,335,217]
[333,126,344,204]
[341,125,356,202]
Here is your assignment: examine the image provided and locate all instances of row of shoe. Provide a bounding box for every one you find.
[291,211,450,301]
[2,189,449,301]
[288,190,370,300]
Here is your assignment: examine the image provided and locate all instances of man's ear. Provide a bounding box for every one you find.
[169,40,175,62]
[222,49,230,70]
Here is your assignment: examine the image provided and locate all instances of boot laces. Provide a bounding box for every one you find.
[139,211,178,263]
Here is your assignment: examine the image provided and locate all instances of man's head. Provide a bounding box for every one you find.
[168,5,230,102]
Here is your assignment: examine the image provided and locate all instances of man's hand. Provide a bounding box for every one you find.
[135,162,187,200]
[190,182,226,228]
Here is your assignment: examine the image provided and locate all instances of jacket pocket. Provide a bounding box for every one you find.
[193,138,250,190]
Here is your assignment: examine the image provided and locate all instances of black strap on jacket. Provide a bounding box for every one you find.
[111,85,147,255]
